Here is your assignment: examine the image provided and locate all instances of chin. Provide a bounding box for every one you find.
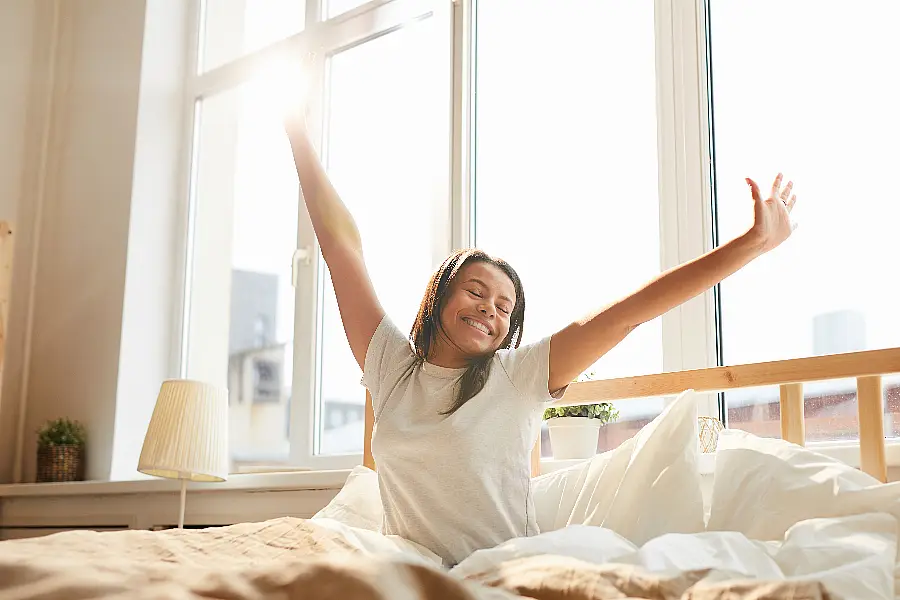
[454,333,498,356]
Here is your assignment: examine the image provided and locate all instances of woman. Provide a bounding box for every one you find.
[284,116,797,566]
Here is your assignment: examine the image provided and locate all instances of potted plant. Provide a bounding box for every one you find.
[36,417,86,483]
[542,371,619,460]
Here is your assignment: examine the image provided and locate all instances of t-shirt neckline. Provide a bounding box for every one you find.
[420,360,467,379]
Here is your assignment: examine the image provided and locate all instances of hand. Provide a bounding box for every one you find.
[280,53,314,134]
[745,173,798,254]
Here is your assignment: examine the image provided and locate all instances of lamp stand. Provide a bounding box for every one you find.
[178,478,187,529]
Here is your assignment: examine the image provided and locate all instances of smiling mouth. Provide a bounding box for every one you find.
[462,317,492,336]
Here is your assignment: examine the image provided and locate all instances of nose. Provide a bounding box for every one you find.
[478,303,495,318]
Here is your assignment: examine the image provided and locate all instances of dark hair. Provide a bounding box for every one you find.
[409,248,526,415]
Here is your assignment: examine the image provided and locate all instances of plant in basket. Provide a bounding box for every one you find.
[36,417,87,482]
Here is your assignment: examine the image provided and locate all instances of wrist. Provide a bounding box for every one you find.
[737,228,767,258]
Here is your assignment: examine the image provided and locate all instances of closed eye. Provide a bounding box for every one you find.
[467,290,482,298]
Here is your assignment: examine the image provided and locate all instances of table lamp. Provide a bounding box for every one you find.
[137,379,229,529]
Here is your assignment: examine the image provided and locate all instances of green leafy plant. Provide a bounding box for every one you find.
[541,369,619,422]
[36,417,87,448]
[542,402,619,422]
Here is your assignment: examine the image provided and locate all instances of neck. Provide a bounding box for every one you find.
[426,336,469,369]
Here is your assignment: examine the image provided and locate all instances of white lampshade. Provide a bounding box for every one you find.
[138,379,229,482]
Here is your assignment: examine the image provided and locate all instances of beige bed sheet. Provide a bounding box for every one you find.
[0,518,837,599]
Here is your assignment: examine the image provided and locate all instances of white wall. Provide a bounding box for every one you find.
[0,0,187,483]
[110,0,188,480]
[0,0,55,483]
[0,0,36,223]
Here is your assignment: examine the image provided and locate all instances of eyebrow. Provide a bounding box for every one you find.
[464,278,514,305]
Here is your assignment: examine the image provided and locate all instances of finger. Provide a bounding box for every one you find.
[745,177,762,202]
[781,181,793,201]
[786,194,797,212]
[771,173,783,199]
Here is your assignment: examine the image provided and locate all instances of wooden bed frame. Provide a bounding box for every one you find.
[363,347,900,483]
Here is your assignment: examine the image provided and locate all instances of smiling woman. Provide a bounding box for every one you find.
[408,249,527,416]
[412,252,522,360]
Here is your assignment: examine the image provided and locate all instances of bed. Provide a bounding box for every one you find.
[2,347,900,599]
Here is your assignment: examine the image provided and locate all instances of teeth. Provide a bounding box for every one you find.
[463,317,490,335]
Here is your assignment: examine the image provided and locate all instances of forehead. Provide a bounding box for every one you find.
[455,262,516,300]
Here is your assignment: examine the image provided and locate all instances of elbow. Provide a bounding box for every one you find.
[320,236,364,267]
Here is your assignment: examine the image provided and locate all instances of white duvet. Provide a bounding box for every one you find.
[315,390,900,599]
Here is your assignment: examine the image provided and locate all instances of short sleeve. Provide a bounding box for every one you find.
[496,336,568,405]
[362,315,416,412]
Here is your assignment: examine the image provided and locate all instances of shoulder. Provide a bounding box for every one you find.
[494,336,552,369]
[362,315,417,399]
[491,336,565,403]
[369,315,415,358]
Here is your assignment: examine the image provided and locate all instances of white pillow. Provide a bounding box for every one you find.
[531,389,706,546]
[311,465,383,531]
[706,428,900,540]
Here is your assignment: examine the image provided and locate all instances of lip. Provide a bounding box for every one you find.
[462,316,493,336]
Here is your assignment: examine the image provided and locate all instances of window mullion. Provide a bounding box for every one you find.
[292,0,455,470]
[451,0,475,252]
[175,0,204,379]
[290,50,328,468]
[656,0,717,416]
[305,0,322,27]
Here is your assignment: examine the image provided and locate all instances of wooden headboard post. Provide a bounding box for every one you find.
[363,391,375,470]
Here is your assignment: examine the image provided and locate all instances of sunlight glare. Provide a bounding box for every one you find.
[256,56,309,121]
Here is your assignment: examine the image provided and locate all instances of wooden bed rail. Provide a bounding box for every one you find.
[364,347,900,482]
[547,347,900,482]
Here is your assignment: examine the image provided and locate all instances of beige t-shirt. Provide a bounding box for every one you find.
[363,315,563,566]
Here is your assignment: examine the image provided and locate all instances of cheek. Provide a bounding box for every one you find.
[441,293,470,318]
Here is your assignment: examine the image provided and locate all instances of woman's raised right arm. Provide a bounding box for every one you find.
[285,119,384,370]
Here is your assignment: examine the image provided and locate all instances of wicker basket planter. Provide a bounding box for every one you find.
[35,418,87,483]
[36,444,85,482]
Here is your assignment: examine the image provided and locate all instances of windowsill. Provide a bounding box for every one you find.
[0,469,352,497]
[5,438,893,498]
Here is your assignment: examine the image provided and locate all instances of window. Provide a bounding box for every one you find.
[178,0,899,472]
[325,0,372,19]
[473,0,669,456]
[185,79,299,468]
[181,0,451,471]
[316,14,451,457]
[199,0,306,73]
[708,1,900,440]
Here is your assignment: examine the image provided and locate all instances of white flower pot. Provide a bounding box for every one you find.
[547,417,603,460]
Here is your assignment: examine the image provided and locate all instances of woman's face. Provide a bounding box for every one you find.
[437,261,516,357]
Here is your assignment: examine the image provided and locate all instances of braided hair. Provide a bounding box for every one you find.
[409,249,526,416]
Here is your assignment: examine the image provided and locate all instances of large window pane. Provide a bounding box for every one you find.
[325,0,370,20]
[187,81,299,471]
[710,1,900,440]
[317,17,447,455]
[201,0,306,73]
[474,1,663,455]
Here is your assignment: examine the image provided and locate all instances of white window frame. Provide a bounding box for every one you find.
[177,0,454,471]
[181,0,869,473]
[291,0,455,470]
[653,0,719,417]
